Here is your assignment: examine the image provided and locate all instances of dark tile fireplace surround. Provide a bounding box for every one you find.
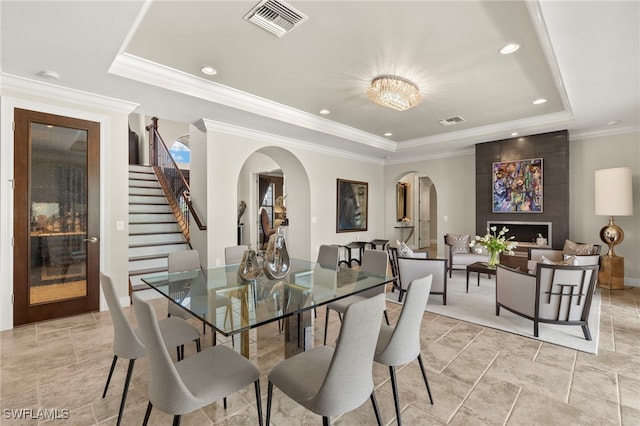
[475,130,569,249]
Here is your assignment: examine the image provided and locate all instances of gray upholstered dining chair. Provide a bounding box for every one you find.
[224,244,249,265]
[374,275,434,426]
[132,294,263,426]
[100,273,201,426]
[317,244,339,267]
[315,244,339,319]
[323,249,390,345]
[266,294,386,426]
[167,250,233,345]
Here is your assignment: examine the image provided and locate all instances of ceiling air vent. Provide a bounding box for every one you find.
[437,116,466,126]
[244,0,308,38]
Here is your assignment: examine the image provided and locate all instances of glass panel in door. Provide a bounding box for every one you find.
[29,123,88,304]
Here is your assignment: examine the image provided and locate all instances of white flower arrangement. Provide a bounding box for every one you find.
[470,226,518,255]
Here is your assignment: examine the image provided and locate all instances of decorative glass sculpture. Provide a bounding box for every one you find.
[263,228,290,280]
[238,246,262,281]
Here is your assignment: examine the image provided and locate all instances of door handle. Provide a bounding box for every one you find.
[84,237,98,243]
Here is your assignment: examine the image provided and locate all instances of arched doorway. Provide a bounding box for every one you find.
[419,177,438,252]
[238,147,311,260]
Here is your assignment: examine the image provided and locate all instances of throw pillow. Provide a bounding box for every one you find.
[396,241,415,258]
[563,240,594,256]
[446,234,470,254]
[540,255,577,266]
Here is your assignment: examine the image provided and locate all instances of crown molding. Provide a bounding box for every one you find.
[399,111,574,150]
[570,125,640,141]
[196,118,385,166]
[0,73,139,114]
[109,53,395,152]
[384,147,476,166]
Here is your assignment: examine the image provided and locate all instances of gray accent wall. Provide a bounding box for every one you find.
[475,130,569,248]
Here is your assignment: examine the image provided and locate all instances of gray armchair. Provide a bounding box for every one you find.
[495,263,599,340]
[444,234,489,278]
[388,247,447,304]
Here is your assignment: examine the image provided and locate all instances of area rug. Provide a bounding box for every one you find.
[387,273,600,354]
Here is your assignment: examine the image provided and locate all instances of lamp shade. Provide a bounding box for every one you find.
[594,167,633,216]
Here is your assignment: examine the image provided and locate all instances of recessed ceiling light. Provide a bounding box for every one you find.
[319,109,330,115]
[384,132,393,137]
[608,120,619,126]
[533,98,547,105]
[499,43,520,54]
[511,132,519,137]
[200,66,217,75]
[38,70,61,80]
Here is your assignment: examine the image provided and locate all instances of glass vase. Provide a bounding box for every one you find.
[487,250,500,269]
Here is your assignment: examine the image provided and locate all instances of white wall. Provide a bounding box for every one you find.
[385,152,477,257]
[570,131,640,282]
[189,120,385,266]
[0,79,135,330]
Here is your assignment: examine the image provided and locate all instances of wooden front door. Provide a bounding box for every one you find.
[13,108,100,325]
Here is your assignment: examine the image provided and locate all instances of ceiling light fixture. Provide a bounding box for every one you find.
[201,66,217,75]
[367,75,422,111]
[384,132,393,137]
[499,43,520,54]
[533,98,547,105]
[319,109,330,115]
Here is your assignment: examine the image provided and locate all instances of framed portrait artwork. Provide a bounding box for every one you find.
[336,179,368,232]
[492,158,543,213]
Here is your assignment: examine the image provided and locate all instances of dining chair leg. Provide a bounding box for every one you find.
[172,414,181,426]
[254,379,264,426]
[117,359,136,426]
[323,308,330,345]
[142,402,152,426]
[223,397,227,409]
[177,346,181,361]
[195,338,201,352]
[383,310,390,326]
[102,355,118,398]
[417,354,434,404]
[322,416,330,426]
[370,392,383,426]
[389,365,402,426]
[266,381,273,425]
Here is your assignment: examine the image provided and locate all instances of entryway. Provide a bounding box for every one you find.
[13,108,100,325]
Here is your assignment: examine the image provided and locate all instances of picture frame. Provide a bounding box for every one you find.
[492,158,543,213]
[336,179,368,232]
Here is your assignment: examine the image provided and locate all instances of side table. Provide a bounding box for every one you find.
[466,262,497,293]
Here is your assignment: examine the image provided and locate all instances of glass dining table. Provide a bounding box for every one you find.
[142,258,393,358]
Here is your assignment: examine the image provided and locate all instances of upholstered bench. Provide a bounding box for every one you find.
[444,234,489,278]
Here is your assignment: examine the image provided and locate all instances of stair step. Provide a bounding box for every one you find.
[129,195,168,205]
[129,257,168,272]
[129,269,168,292]
[129,187,164,196]
[129,233,186,246]
[129,204,173,214]
[129,164,153,173]
[129,179,161,189]
[129,213,177,224]
[129,243,188,259]
[129,171,157,181]
[130,223,182,234]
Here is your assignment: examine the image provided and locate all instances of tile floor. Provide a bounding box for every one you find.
[1,282,638,425]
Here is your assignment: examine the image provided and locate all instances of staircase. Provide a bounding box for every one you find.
[128,164,189,293]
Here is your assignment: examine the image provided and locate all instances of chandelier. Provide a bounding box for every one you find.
[367,75,422,111]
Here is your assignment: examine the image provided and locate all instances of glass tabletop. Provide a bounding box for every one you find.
[141,258,392,336]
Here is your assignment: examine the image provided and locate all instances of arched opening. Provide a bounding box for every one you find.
[419,176,438,253]
[237,147,311,260]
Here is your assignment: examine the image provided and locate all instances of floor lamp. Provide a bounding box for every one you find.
[595,167,633,289]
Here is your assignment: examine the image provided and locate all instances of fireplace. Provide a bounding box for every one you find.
[486,221,552,245]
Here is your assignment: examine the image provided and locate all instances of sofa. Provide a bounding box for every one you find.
[527,241,601,274]
[444,234,489,278]
[388,247,448,304]
[495,263,599,340]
